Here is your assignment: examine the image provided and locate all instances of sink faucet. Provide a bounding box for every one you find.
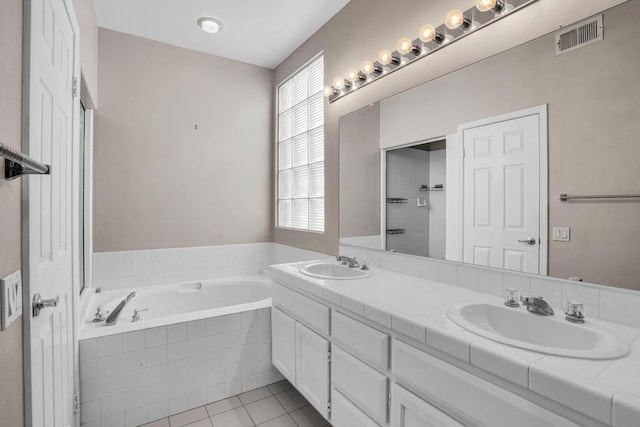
[336,255,360,268]
[520,295,554,316]
[105,292,136,326]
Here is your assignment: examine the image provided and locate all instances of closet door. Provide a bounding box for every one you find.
[272,307,296,383]
[295,322,330,419]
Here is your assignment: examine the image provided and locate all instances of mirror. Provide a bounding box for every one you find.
[339,2,640,291]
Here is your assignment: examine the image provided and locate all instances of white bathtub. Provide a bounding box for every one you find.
[80,275,272,339]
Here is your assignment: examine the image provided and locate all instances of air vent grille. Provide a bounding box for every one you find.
[556,15,603,56]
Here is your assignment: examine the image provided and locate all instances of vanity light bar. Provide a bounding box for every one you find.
[326,0,538,103]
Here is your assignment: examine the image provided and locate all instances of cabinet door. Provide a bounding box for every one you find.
[391,384,464,427]
[272,307,296,383]
[296,322,330,419]
[332,388,380,427]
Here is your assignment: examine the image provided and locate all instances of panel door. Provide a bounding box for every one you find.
[295,322,330,419]
[462,114,541,273]
[25,0,78,425]
[391,384,463,427]
[272,307,296,384]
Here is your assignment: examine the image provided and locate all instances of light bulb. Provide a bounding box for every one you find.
[324,86,335,97]
[419,24,437,42]
[476,0,498,12]
[445,9,467,29]
[332,77,345,90]
[396,37,416,55]
[347,69,360,82]
[197,17,222,34]
[361,60,376,75]
[377,50,393,65]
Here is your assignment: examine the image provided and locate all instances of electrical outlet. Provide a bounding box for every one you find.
[552,227,570,242]
[1,270,22,330]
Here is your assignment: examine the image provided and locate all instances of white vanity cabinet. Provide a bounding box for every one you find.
[390,383,464,427]
[271,307,297,382]
[295,322,330,418]
[332,388,381,427]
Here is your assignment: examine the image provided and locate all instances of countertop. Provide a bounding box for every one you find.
[268,261,640,427]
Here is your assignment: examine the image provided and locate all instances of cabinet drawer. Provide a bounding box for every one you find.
[392,339,579,427]
[273,283,330,335]
[391,383,463,427]
[332,388,380,427]
[332,311,389,371]
[332,346,388,425]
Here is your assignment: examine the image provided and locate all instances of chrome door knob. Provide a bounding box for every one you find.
[517,237,537,245]
[32,293,59,317]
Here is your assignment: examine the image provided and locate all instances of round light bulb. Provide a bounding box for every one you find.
[476,0,498,12]
[197,17,222,34]
[332,77,345,90]
[347,69,360,82]
[377,50,393,65]
[445,9,466,29]
[419,24,437,42]
[396,37,415,55]
[324,86,335,97]
[361,60,375,75]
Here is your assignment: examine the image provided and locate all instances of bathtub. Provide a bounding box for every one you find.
[78,275,281,426]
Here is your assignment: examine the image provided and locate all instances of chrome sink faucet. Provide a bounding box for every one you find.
[105,292,136,326]
[336,255,360,268]
[520,295,555,316]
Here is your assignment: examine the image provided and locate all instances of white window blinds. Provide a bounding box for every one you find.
[277,55,324,232]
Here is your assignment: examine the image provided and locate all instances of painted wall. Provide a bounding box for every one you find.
[0,0,25,425]
[271,0,627,255]
[94,29,274,252]
[72,0,98,107]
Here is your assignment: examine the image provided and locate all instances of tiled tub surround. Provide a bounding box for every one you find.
[79,308,281,427]
[268,261,640,427]
[92,243,329,291]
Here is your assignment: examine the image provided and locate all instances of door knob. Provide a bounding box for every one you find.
[32,293,59,317]
[517,237,537,245]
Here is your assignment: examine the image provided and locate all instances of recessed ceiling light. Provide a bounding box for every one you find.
[197,17,222,34]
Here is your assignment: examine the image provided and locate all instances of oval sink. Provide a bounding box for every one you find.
[448,303,629,359]
[299,262,374,280]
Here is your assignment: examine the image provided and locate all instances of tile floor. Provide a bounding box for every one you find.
[141,380,330,427]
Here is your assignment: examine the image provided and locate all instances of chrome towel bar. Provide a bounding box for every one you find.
[0,142,50,180]
[559,193,640,202]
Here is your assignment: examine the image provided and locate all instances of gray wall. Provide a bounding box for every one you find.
[94,29,274,252]
[0,0,24,424]
[271,0,627,255]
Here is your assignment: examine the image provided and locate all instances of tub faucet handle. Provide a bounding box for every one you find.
[93,306,105,322]
[131,308,149,323]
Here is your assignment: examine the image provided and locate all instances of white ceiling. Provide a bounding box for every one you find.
[93,0,351,69]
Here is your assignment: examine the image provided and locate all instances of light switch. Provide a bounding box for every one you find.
[552,227,570,242]
[1,270,22,330]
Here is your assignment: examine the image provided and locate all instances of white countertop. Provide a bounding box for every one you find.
[268,261,640,427]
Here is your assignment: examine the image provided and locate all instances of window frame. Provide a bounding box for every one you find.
[274,51,325,233]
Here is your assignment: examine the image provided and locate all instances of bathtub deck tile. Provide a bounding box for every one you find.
[188,320,207,339]
[168,323,188,343]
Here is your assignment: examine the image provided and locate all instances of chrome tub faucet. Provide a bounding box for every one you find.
[105,292,136,326]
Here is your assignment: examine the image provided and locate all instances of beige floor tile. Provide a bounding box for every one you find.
[289,405,329,427]
[210,407,255,427]
[244,396,287,425]
[141,418,170,427]
[267,380,293,395]
[206,396,242,417]
[170,407,209,427]
[184,419,212,427]
[238,386,272,405]
[256,414,297,427]
[275,389,308,412]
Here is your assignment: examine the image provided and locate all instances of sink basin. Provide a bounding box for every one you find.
[299,262,374,280]
[448,303,629,359]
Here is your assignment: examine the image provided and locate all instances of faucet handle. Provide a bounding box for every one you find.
[360,258,369,271]
[564,301,585,323]
[131,308,149,322]
[504,288,520,307]
[93,305,106,322]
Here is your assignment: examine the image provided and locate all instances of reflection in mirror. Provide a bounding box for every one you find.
[339,2,640,291]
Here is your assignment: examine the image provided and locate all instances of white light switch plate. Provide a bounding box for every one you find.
[552,227,570,242]
[1,270,22,330]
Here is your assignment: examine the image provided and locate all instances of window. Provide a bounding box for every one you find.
[277,54,324,232]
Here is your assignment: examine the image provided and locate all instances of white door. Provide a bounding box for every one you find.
[271,307,296,383]
[462,110,545,274]
[390,384,463,427]
[24,0,79,425]
[295,322,330,419]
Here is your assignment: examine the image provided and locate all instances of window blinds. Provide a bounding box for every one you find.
[277,55,324,232]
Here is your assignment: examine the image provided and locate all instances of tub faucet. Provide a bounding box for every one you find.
[520,295,554,316]
[105,292,136,326]
[336,255,360,268]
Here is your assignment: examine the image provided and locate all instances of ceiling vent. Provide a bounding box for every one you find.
[555,14,603,56]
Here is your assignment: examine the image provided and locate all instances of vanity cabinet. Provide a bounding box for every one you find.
[390,383,463,427]
[271,307,296,382]
[295,322,330,418]
[332,388,380,427]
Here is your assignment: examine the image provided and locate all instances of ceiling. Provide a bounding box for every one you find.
[93,0,351,69]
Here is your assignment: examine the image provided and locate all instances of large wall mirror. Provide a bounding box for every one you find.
[339,2,640,291]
